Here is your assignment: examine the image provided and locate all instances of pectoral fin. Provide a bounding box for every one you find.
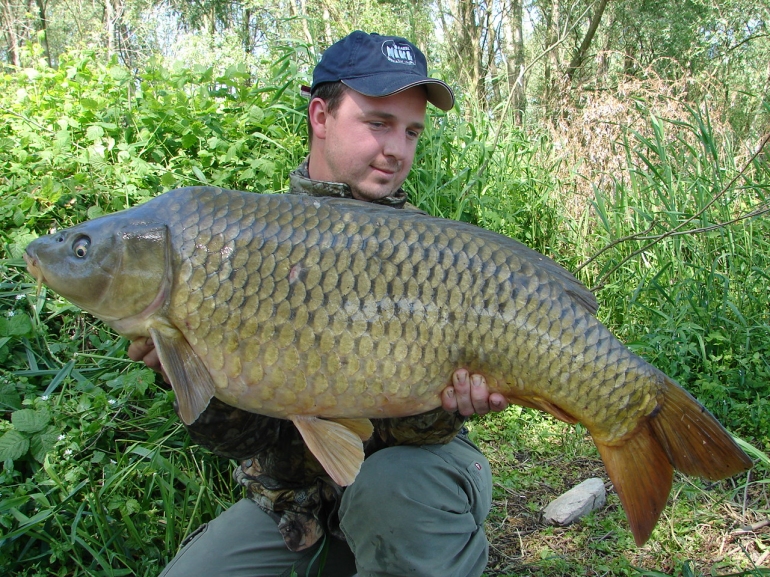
[150,327,216,425]
[290,416,367,486]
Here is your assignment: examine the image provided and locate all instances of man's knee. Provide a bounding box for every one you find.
[338,439,491,577]
[342,439,491,519]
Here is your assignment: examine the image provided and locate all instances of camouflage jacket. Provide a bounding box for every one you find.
[184,159,465,552]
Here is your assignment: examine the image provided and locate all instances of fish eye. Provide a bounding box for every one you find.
[73,236,91,258]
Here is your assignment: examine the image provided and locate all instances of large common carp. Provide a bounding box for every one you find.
[25,187,751,545]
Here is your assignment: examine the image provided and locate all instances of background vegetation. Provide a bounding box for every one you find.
[1,1,769,575]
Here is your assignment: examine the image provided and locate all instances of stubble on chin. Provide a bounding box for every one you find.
[349,180,402,202]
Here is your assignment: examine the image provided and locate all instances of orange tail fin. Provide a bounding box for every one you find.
[595,375,752,546]
[649,377,753,480]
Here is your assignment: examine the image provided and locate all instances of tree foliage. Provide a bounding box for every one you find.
[3,1,768,135]
[0,4,769,576]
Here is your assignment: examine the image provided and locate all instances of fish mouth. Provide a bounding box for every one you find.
[23,251,45,296]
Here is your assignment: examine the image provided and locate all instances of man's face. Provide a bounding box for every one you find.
[308,87,428,201]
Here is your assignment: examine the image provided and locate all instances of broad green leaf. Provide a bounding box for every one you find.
[86,125,104,141]
[161,172,177,186]
[253,158,275,177]
[108,66,130,81]
[13,208,25,227]
[30,427,59,463]
[86,206,105,219]
[181,132,198,149]
[124,498,140,515]
[12,408,51,433]
[248,105,264,123]
[0,313,34,338]
[0,430,29,461]
[0,381,22,410]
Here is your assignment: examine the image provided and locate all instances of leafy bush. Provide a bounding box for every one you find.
[0,45,768,576]
[0,47,308,576]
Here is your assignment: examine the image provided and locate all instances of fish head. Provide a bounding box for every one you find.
[24,216,171,331]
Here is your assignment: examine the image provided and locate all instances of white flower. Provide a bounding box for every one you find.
[58,434,66,441]
[40,395,49,401]
[108,399,117,405]
[64,449,72,456]
[15,294,24,300]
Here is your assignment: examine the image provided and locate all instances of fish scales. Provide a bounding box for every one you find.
[24,186,752,546]
[147,188,648,438]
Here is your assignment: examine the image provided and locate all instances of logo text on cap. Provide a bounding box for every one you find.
[381,40,416,66]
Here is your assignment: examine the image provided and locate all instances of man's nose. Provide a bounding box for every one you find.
[382,133,409,160]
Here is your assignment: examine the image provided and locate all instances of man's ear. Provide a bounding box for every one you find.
[308,98,329,140]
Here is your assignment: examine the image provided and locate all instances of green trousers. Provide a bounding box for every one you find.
[159,435,491,577]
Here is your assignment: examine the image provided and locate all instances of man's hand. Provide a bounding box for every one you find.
[127,337,170,384]
[441,369,508,416]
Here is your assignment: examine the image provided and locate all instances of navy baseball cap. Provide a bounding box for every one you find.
[310,31,455,111]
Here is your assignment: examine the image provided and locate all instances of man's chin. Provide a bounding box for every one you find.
[350,183,400,202]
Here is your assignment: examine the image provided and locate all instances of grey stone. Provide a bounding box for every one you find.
[542,477,606,526]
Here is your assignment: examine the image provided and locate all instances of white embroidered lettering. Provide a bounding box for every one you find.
[382,41,416,66]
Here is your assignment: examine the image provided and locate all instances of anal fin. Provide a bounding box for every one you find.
[507,394,579,424]
[595,422,673,546]
[291,416,366,486]
[150,327,216,425]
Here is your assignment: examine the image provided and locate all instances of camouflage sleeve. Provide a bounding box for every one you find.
[366,408,466,454]
[236,455,345,551]
[183,397,302,461]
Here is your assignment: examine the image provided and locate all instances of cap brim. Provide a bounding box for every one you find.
[342,74,455,111]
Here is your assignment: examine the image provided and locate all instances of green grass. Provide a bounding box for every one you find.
[1,49,768,575]
[473,411,769,577]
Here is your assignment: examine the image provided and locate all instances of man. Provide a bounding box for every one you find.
[129,31,507,577]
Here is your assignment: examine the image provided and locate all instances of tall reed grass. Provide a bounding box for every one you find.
[0,47,767,575]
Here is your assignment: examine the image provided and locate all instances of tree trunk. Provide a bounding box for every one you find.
[104,0,114,56]
[543,0,560,105]
[506,0,525,124]
[34,0,50,66]
[565,0,609,81]
[624,44,635,76]
[458,0,484,104]
[3,0,21,66]
[322,6,332,47]
[485,8,498,104]
[242,7,251,55]
[292,0,314,50]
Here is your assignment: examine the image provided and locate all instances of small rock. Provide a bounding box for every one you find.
[542,477,606,526]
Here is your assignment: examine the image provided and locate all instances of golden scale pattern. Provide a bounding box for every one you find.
[156,188,658,442]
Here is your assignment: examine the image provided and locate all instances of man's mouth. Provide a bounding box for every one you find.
[371,165,398,176]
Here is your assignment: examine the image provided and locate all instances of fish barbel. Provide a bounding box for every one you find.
[24,187,752,545]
